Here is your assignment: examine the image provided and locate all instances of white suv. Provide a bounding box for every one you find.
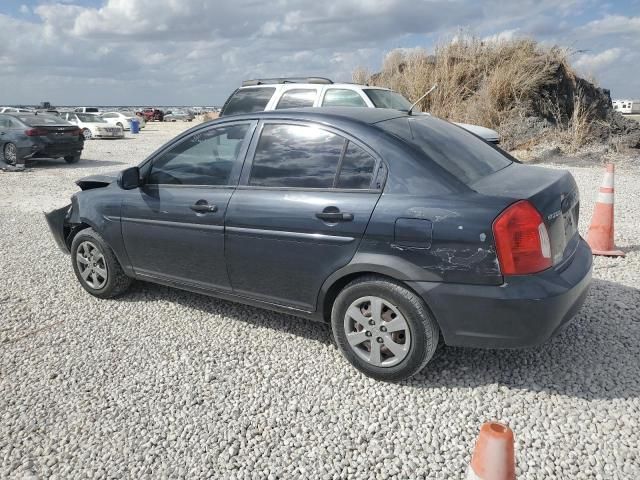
[220,77,500,143]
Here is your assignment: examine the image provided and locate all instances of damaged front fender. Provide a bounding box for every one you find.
[44,204,72,253]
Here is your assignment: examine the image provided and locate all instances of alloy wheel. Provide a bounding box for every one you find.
[76,241,108,289]
[343,296,411,367]
[4,143,17,164]
[82,129,92,140]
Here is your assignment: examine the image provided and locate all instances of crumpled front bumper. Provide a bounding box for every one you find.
[45,204,72,253]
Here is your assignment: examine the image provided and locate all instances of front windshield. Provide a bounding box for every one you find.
[77,113,107,123]
[363,89,417,111]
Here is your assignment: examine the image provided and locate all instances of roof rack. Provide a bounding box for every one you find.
[242,77,333,87]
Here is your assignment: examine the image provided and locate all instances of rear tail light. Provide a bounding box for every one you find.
[25,128,48,136]
[492,200,552,275]
[73,128,83,136]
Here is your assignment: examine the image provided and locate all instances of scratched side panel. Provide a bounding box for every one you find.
[359,193,510,285]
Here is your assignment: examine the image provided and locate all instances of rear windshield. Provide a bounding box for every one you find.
[78,113,106,122]
[221,87,276,116]
[378,116,511,184]
[84,108,99,113]
[17,115,65,125]
[363,89,415,111]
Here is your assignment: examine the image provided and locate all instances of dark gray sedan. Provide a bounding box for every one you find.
[45,108,591,381]
[1,113,84,167]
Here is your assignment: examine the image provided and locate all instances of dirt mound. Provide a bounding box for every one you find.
[355,37,640,152]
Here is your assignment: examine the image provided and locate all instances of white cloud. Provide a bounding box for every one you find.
[574,48,624,72]
[19,5,29,15]
[482,28,520,43]
[0,1,639,104]
[580,15,640,36]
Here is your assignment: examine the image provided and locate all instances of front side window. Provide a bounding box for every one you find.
[221,88,276,116]
[336,142,377,189]
[275,89,317,109]
[322,89,367,107]
[148,124,250,186]
[249,124,344,188]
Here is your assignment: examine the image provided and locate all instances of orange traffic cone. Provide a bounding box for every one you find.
[467,422,515,480]
[586,163,625,256]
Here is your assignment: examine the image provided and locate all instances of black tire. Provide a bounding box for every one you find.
[331,275,439,381]
[3,142,18,165]
[64,154,81,164]
[71,228,132,299]
[116,122,123,129]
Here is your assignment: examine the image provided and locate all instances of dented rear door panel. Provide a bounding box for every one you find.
[360,193,509,285]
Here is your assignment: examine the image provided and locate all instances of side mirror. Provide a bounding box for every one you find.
[118,166,141,190]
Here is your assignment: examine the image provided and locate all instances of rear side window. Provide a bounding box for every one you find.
[250,124,344,188]
[379,116,511,184]
[336,142,377,188]
[322,89,367,107]
[222,88,275,116]
[275,89,317,109]
[363,89,414,111]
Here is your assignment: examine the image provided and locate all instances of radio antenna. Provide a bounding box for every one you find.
[408,84,437,115]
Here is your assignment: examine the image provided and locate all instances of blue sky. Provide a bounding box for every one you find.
[0,0,639,105]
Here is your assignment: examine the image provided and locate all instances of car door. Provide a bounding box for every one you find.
[121,121,255,291]
[225,121,384,311]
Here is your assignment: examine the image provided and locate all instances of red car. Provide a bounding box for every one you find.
[137,108,164,122]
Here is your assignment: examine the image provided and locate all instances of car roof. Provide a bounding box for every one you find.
[237,83,391,91]
[221,107,408,125]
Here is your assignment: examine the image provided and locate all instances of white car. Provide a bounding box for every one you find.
[220,78,500,143]
[101,111,145,131]
[0,107,34,113]
[62,112,124,140]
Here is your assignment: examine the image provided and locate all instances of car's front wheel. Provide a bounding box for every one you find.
[82,128,92,140]
[331,276,439,381]
[71,228,132,298]
[64,154,81,164]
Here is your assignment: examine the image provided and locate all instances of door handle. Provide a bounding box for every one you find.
[190,202,218,213]
[316,211,354,222]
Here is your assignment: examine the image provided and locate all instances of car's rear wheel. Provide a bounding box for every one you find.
[71,228,132,298]
[331,276,439,381]
[64,154,81,164]
[3,142,18,165]
[82,128,92,140]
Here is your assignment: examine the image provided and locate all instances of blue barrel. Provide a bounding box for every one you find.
[130,118,140,134]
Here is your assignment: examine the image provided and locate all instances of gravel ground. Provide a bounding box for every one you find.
[1,123,639,479]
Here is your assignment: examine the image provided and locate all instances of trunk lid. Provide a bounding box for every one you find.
[32,124,81,143]
[471,163,580,267]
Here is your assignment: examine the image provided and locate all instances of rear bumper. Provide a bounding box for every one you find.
[409,236,593,348]
[24,141,82,160]
[45,204,71,253]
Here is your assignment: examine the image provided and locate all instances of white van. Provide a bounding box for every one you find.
[613,99,640,114]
